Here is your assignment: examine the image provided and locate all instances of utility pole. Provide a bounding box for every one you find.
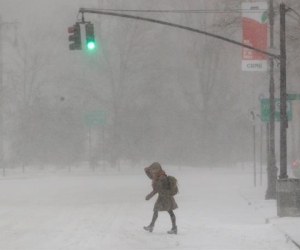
[279,3,288,179]
[266,0,278,199]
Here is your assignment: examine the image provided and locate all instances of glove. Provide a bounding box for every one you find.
[145,194,151,200]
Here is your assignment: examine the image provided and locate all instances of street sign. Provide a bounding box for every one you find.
[287,94,300,100]
[260,98,292,122]
[84,110,107,126]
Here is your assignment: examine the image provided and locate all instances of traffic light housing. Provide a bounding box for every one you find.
[68,23,81,50]
[85,23,95,50]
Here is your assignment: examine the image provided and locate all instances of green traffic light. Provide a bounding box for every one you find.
[87,41,95,50]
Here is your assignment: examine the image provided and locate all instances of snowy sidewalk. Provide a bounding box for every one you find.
[240,186,300,249]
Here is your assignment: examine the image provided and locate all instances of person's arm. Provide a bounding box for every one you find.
[145,189,157,200]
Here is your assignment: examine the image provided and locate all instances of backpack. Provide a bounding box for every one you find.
[167,175,179,196]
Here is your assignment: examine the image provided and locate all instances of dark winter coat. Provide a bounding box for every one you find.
[144,162,178,212]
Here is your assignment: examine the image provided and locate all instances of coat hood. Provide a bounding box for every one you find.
[144,162,163,179]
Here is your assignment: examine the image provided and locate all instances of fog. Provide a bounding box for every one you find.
[2,0,299,169]
[1,1,300,249]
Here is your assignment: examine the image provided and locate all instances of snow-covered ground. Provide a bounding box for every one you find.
[0,164,299,250]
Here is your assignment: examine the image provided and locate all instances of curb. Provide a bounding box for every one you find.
[266,218,300,249]
[239,191,300,250]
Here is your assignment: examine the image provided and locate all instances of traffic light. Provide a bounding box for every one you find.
[85,23,95,50]
[68,23,81,50]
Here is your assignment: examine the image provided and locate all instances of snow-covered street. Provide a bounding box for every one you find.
[0,166,298,250]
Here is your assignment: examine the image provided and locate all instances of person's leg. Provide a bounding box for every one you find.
[168,210,176,227]
[167,210,177,234]
[150,211,158,226]
[144,211,158,232]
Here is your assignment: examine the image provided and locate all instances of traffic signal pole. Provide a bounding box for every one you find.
[279,3,288,179]
[79,8,279,59]
[265,0,277,200]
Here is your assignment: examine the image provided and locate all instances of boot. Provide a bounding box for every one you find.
[167,226,177,234]
[143,225,154,233]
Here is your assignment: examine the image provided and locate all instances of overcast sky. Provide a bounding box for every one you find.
[0,0,100,29]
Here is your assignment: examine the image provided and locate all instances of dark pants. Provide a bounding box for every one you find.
[150,210,176,227]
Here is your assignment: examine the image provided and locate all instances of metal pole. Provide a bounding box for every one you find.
[251,111,256,187]
[103,126,105,171]
[79,8,279,59]
[266,0,277,199]
[89,127,92,171]
[254,123,256,187]
[0,17,4,177]
[279,3,288,179]
[260,124,263,186]
[266,123,270,176]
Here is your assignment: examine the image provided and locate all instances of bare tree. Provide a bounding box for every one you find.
[6,24,84,168]
[166,1,242,164]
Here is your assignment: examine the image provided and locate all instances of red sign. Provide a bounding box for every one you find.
[242,3,268,71]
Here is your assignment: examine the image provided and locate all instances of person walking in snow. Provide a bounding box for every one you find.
[143,162,178,234]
